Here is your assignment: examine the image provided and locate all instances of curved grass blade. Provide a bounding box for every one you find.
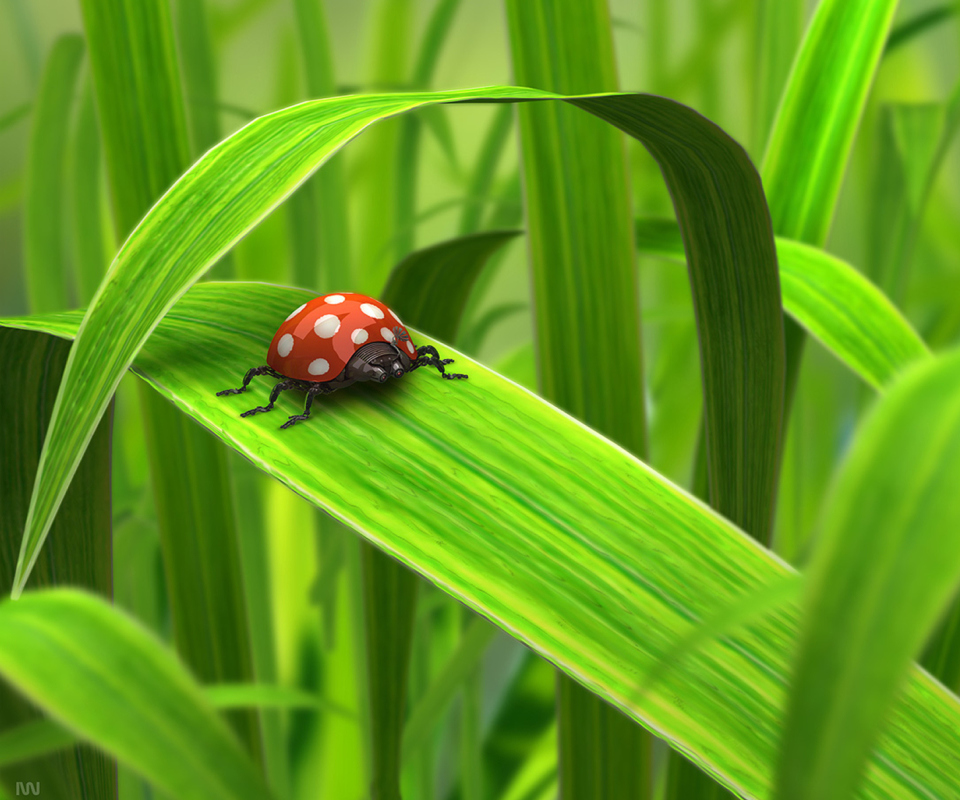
[4,283,960,799]
[383,230,521,340]
[10,85,773,600]
[635,218,931,390]
[24,34,84,313]
[0,589,272,800]
[885,3,958,54]
[777,349,960,800]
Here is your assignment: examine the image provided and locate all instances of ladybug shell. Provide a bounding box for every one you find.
[267,293,418,383]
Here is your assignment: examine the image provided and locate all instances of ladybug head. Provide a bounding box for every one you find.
[348,341,412,384]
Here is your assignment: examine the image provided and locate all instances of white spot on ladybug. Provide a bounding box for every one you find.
[351,328,368,345]
[380,327,395,342]
[406,341,415,354]
[389,308,402,324]
[277,334,294,357]
[361,303,384,319]
[286,303,306,321]
[324,294,345,304]
[308,358,330,376]
[314,314,340,338]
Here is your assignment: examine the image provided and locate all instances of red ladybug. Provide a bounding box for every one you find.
[218,292,467,428]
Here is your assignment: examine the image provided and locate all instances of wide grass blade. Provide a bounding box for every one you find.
[635,218,931,389]
[0,328,115,800]
[776,348,960,800]
[503,2,652,792]
[362,225,518,799]
[0,589,272,800]
[24,34,84,313]
[80,0,263,759]
[762,0,898,244]
[761,0,899,406]
[5,283,960,798]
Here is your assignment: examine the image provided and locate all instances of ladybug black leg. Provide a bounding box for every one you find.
[241,379,295,417]
[217,365,272,396]
[412,346,468,380]
[280,384,325,429]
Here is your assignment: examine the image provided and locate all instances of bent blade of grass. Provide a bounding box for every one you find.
[7,86,748,597]
[0,590,272,800]
[777,349,960,800]
[635,218,931,389]
[24,34,84,314]
[4,283,960,799]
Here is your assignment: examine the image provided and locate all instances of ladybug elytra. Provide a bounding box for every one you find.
[218,292,467,428]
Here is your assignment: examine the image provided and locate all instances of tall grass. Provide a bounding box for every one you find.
[2,2,960,800]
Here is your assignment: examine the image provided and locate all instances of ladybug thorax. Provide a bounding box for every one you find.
[267,293,418,383]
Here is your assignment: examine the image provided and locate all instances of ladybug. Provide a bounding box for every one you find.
[217,293,467,428]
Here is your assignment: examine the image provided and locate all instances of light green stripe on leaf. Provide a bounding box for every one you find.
[3,282,959,799]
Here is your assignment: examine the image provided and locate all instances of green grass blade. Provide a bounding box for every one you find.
[0,721,76,769]
[751,0,805,153]
[24,34,84,314]
[69,79,112,305]
[4,285,960,798]
[761,0,898,244]
[0,103,31,133]
[174,0,221,155]
[504,2,650,793]
[364,227,517,798]
[458,103,513,235]
[458,300,527,355]
[2,86,753,597]
[395,0,462,257]
[402,616,497,757]
[80,0,192,231]
[885,3,958,54]
[761,0,900,410]
[0,327,115,800]
[292,0,351,290]
[0,589,272,800]
[80,0,263,760]
[635,218,931,390]
[356,0,415,292]
[206,684,355,717]
[776,349,960,800]
[359,544,417,800]
[383,230,521,339]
